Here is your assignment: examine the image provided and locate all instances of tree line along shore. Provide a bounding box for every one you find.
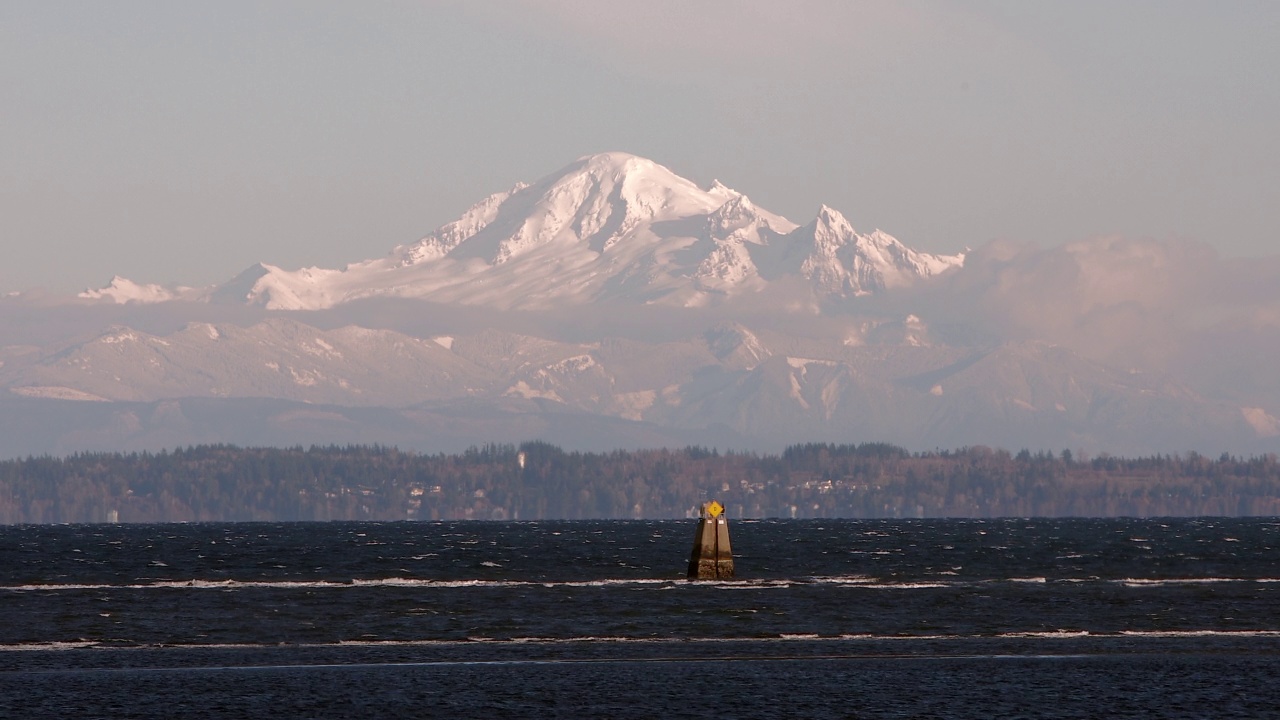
[1,442,1278,524]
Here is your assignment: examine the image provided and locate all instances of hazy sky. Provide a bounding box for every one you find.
[3,1,1278,293]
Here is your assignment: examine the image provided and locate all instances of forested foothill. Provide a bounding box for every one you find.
[1,442,1278,524]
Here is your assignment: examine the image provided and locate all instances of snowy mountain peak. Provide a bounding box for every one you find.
[567,151,661,180]
[795,206,964,297]
[815,204,854,231]
[811,205,861,249]
[388,152,739,271]
[209,263,272,305]
[545,152,735,220]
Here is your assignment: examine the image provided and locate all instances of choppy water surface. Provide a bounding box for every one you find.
[2,518,1278,718]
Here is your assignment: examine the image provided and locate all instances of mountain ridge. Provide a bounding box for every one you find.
[3,313,1271,457]
[81,152,963,310]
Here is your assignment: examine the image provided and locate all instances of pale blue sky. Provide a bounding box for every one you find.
[2,1,1277,293]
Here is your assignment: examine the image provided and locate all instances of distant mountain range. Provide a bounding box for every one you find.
[2,153,1275,458]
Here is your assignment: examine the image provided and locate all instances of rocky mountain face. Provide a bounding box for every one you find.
[11,154,1275,458]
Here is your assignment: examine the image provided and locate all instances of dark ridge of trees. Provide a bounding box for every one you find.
[0,442,1278,524]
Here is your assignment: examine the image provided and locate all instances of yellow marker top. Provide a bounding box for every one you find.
[706,500,723,518]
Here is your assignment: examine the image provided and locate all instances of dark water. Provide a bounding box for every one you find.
[2,518,1278,718]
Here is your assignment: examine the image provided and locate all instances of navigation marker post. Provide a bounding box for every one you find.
[687,500,734,580]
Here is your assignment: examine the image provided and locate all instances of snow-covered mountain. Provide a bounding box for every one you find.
[79,276,194,304]
[797,206,964,296]
[33,152,1277,459]
[83,152,963,310]
[3,319,493,407]
[0,314,1268,457]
